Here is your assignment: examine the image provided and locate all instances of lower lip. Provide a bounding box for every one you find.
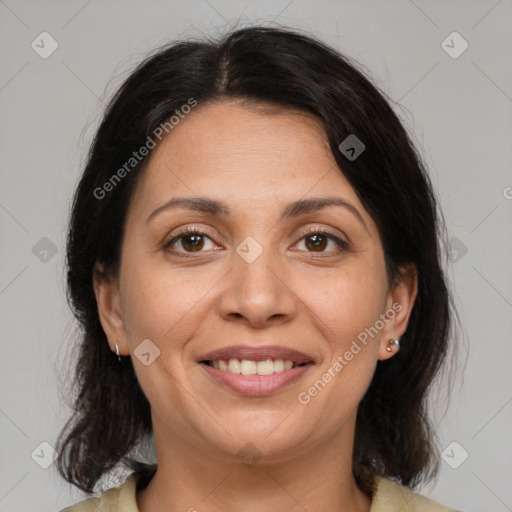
[200,363,313,395]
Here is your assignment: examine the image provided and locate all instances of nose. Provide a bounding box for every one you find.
[217,245,298,329]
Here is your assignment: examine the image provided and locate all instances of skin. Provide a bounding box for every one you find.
[94,100,417,512]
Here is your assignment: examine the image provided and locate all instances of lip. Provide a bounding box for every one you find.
[198,345,315,396]
[198,345,314,365]
[201,362,313,395]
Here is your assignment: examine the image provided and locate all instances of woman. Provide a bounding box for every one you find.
[57,26,460,511]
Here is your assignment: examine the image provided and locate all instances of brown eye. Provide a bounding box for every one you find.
[305,233,328,252]
[294,229,349,254]
[164,229,217,254]
[180,233,205,252]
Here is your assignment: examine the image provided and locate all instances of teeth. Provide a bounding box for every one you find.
[210,358,299,375]
[256,359,274,375]
[273,359,284,372]
[228,358,241,373]
[241,360,257,375]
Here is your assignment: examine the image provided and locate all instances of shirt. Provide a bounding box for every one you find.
[59,473,460,512]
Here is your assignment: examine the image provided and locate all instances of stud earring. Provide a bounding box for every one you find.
[386,339,400,353]
[115,343,121,362]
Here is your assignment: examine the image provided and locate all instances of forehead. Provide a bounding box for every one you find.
[153,100,332,169]
[129,100,365,220]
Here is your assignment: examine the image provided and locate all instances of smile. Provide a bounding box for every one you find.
[198,345,315,395]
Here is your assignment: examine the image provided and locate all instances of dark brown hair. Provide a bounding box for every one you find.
[56,25,454,496]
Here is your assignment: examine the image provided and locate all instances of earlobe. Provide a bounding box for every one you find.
[386,338,400,353]
[378,337,401,361]
[92,262,127,355]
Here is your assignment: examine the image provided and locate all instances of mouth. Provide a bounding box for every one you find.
[198,345,315,395]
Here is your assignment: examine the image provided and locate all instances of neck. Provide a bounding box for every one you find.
[137,430,371,512]
[137,417,371,512]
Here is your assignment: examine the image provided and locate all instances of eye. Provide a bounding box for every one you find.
[293,228,349,254]
[163,227,219,254]
[163,226,350,256]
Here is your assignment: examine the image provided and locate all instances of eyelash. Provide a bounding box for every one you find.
[162,225,349,257]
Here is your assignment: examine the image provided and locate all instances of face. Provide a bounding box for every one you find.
[94,100,416,464]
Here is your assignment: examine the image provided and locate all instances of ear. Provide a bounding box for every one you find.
[378,263,418,361]
[92,262,128,356]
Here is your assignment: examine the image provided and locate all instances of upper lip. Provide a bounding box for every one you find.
[198,345,315,365]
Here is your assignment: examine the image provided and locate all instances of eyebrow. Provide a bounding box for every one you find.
[146,196,369,232]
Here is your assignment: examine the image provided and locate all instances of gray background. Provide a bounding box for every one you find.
[1,1,511,510]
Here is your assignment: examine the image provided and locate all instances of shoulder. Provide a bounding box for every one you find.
[371,477,461,512]
[58,474,139,512]
[58,473,461,512]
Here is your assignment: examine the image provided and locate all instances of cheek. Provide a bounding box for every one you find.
[296,264,387,411]
[308,265,388,349]
[118,259,215,422]
[119,257,212,349]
